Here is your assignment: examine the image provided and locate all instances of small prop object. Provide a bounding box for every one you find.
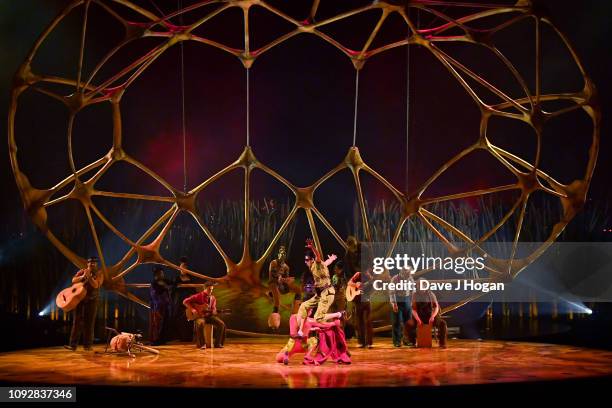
[56,282,87,312]
[268,312,281,330]
[104,327,159,357]
[416,324,433,348]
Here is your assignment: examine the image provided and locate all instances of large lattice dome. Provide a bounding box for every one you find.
[8,0,599,330]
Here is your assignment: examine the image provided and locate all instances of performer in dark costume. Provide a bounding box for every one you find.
[344,236,374,348]
[172,256,196,341]
[348,269,374,348]
[149,266,175,345]
[267,246,302,330]
[390,268,415,347]
[65,256,103,351]
[405,287,447,348]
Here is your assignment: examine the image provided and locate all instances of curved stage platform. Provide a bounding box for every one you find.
[1,338,612,389]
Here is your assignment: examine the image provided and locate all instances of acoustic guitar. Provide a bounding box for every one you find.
[345,285,362,302]
[345,281,373,302]
[56,282,87,312]
[185,304,231,321]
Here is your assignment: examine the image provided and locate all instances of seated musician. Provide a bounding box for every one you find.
[183,281,226,349]
[405,286,447,348]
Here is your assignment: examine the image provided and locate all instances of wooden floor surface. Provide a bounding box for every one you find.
[1,338,611,388]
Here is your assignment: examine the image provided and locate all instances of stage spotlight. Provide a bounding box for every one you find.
[37,302,53,317]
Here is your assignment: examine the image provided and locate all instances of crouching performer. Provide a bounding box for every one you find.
[295,239,344,338]
[276,310,351,366]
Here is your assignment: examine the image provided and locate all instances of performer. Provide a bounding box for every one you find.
[268,245,302,315]
[390,268,415,347]
[348,268,374,348]
[64,256,104,351]
[330,260,347,313]
[149,266,175,345]
[276,309,351,366]
[173,256,196,341]
[296,239,343,338]
[405,287,447,348]
[183,282,226,349]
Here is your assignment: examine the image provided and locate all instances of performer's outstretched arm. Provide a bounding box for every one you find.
[305,239,321,262]
[323,254,337,267]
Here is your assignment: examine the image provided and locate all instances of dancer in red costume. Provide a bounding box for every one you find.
[276,309,351,366]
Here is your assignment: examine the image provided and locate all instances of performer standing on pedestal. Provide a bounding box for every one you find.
[64,256,103,351]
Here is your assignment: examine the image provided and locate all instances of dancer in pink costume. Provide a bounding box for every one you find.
[276,312,351,366]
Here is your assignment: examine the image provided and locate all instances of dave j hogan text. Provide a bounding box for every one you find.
[373,279,505,293]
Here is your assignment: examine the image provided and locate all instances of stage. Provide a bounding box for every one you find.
[1,338,611,389]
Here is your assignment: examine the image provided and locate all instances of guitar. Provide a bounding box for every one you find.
[56,282,87,312]
[185,304,231,321]
[345,280,373,302]
[345,284,361,302]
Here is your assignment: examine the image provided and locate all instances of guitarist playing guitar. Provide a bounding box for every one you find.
[64,256,104,351]
[183,281,226,349]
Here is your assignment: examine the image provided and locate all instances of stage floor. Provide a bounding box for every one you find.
[1,338,611,388]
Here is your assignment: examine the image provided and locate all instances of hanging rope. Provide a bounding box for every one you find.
[405,32,410,193]
[179,0,187,192]
[246,68,250,146]
[352,69,360,147]
[148,0,164,16]
[406,8,420,192]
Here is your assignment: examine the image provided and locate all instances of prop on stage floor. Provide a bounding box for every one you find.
[276,314,351,366]
[104,327,159,357]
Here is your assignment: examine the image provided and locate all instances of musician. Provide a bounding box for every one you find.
[183,282,226,349]
[390,268,415,347]
[149,266,175,345]
[405,287,447,348]
[330,261,347,313]
[296,239,343,338]
[348,269,374,348]
[64,256,103,351]
[344,237,374,348]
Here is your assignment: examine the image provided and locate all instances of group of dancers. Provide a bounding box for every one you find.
[64,236,447,364]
